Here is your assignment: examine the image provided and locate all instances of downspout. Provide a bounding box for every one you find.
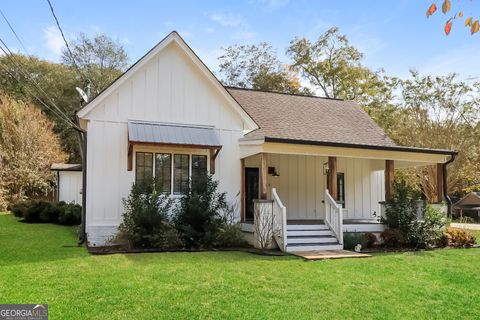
[442,153,456,217]
[73,116,87,245]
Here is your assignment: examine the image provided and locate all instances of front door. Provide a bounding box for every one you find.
[245,168,259,221]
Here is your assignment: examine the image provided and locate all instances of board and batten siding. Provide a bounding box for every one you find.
[245,154,385,221]
[58,171,83,204]
[83,42,246,246]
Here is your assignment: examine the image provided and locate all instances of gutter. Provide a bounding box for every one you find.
[443,153,456,217]
[263,136,458,156]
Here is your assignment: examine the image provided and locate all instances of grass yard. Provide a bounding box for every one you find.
[1,213,480,320]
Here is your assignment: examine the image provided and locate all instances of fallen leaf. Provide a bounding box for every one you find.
[445,19,453,35]
[459,11,463,18]
[465,17,473,26]
[442,0,451,14]
[426,3,437,17]
[472,20,480,35]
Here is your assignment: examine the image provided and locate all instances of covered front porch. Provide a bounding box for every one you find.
[239,138,455,252]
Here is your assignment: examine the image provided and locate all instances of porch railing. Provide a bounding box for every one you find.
[325,189,343,245]
[271,188,287,252]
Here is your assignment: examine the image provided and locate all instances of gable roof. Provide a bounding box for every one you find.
[76,31,258,131]
[228,87,396,147]
[453,192,480,208]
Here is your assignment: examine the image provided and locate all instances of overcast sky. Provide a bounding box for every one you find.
[1,0,480,80]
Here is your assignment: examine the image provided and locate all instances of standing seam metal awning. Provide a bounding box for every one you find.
[127,121,222,173]
[128,121,222,147]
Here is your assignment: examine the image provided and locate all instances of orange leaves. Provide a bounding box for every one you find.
[442,0,451,14]
[445,19,453,35]
[472,20,480,35]
[426,1,478,36]
[426,3,437,17]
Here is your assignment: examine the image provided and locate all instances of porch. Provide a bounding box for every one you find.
[239,141,455,252]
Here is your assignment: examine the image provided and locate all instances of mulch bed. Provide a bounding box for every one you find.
[87,245,287,256]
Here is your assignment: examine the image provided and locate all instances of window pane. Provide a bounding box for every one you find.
[135,152,153,184]
[155,153,171,193]
[174,154,189,194]
[192,155,207,181]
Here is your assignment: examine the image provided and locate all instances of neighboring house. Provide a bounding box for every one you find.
[453,192,480,222]
[51,163,83,204]
[75,31,456,251]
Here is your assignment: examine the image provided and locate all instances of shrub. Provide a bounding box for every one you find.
[57,202,81,225]
[174,175,228,249]
[9,199,80,225]
[410,205,447,248]
[381,228,404,247]
[365,233,377,248]
[118,178,175,248]
[216,224,248,248]
[343,233,366,250]
[445,227,476,247]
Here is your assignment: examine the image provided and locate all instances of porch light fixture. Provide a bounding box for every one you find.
[323,162,329,175]
[268,166,280,177]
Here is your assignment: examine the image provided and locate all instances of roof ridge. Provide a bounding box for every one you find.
[225,86,345,101]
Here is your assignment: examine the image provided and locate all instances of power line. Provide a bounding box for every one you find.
[45,0,89,84]
[0,9,28,53]
[0,40,81,130]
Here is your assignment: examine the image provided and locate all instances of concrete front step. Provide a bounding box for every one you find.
[286,243,343,252]
[287,224,329,231]
[287,229,333,237]
[287,236,337,244]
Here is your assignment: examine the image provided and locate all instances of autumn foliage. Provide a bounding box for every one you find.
[0,94,67,209]
[426,0,479,35]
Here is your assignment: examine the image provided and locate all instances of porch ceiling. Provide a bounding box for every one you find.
[239,139,455,165]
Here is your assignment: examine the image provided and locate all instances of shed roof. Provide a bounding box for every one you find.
[128,121,221,148]
[51,163,82,171]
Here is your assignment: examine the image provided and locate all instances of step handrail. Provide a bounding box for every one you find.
[271,188,287,252]
[324,189,343,245]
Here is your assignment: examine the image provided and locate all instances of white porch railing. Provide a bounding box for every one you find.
[271,188,287,252]
[324,190,343,245]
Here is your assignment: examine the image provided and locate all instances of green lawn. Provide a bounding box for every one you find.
[1,213,480,320]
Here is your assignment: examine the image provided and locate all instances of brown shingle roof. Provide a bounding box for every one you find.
[227,87,397,147]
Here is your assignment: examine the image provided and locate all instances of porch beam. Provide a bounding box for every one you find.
[385,160,394,201]
[260,153,268,200]
[436,163,443,203]
[328,156,337,200]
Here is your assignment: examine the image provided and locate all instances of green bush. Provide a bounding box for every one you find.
[343,233,367,250]
[174,175,228,249]
[216,224,248,248]
[9,199,81,225]
[365,232,377,247]
[57,202,81,225]
[381,180,446,248]
[118,178,175,248]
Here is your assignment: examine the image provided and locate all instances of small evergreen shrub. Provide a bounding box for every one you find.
[9,200,32,218]
[216,224,248,248]
[57,202,81,225]
[9,199,81,225]
[174,175,228,249]
[24,200,52,223]
[118,178,175,248]
[343,233,368,250]
[365,232,377,247]
[445,227,476,247]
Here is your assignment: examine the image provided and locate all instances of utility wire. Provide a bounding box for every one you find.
[45,0,90,86]
[0,38,79,129]
[0,9,28,53]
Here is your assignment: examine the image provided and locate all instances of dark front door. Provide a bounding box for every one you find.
[245,168,259,221]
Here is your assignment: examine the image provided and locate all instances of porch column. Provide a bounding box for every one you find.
[240,159,245,222]
[328,156,337,200]
[385,160,394,201]
[436,163,444,203]
[260,153,268,200]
